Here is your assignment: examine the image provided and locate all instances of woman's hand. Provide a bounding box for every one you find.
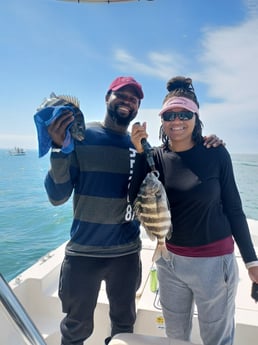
[248,265,258,284]
[131,122,148,153]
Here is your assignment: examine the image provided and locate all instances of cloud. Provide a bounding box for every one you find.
[198,18,258,102]
[245,0,258,18]
[195,17,258,152]
[122,16,258,153]
[113,49,188,79]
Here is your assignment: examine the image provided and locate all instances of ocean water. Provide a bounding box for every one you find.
[0,149,257,282]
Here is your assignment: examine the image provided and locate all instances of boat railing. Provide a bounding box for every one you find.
[0,273,47,345]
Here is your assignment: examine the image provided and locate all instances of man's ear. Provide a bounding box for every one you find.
[105,91,112,103]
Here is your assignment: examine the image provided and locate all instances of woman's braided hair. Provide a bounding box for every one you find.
[159,76,203,149]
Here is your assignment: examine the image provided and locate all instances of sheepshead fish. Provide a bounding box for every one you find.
[37,92,86,141]
[133,171,172,262]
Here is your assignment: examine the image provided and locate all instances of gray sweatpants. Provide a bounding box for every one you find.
[156,252,239,345]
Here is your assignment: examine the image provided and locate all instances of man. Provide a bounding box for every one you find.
[44,76,222,345]
[45,77,143,345]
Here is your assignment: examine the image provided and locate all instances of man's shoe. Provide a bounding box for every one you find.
[104,336,112,345]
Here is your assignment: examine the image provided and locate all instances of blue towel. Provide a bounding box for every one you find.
[34,105,75,158]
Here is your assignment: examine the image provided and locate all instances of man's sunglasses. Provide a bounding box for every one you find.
[162,111,195,121]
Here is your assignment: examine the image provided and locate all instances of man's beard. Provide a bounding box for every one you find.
[108,105,137,126]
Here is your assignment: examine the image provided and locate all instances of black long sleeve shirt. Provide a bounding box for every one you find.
[129,144,257,264]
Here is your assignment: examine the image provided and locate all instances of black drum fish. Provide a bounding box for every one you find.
[37,92,86,141]
[133,171,172,262]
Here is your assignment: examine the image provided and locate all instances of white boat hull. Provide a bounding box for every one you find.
[2,219,258,345]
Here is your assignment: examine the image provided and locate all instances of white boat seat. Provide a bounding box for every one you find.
[110,333,198,345]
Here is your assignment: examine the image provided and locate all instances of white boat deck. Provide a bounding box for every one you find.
[2,219,258,345]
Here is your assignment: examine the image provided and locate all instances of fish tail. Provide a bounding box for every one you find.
[152,244,170,262]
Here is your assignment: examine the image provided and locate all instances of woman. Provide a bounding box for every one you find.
[129,76,258,345]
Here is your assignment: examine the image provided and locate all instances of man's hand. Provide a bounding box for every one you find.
[48,110,74,147]
[203,135,225,148]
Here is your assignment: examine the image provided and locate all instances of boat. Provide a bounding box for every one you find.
[1,219,258,345]
[8,147,26,156]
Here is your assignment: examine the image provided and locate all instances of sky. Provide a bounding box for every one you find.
[1,0,258,153]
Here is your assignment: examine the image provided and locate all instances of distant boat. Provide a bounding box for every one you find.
[8,147,26,156]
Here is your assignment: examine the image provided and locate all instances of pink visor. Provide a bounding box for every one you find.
[159,97,199,116]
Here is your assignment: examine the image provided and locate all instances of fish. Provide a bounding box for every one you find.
[133,170,172,262]
[37,92,86,141]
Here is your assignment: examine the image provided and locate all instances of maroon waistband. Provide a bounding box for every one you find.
[166,236,234,257]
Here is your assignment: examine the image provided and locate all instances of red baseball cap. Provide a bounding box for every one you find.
[108,76,144,99]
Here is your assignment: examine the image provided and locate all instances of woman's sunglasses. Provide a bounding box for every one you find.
[162,111,195,121]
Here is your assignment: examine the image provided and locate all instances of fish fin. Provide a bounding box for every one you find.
[37,92,80,111]
[133,201,141,216]
[152,246,161,262]
[152,244,170,262]
[50,92,57,98]
[166,225,173,240]
[57,94,80,108]
[145,228,156,241]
